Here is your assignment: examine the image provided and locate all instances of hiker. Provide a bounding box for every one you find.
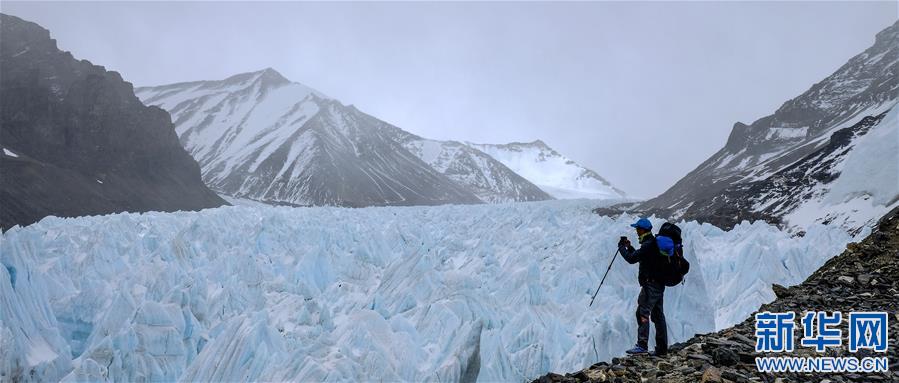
[618,218,668,356]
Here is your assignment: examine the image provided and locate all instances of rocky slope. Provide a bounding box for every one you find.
[637,106,895,235]
[0,14,226,231]
[136,70,495,207]
[611,20,899,233]
[535,206,899,383]
[467,140,627,200]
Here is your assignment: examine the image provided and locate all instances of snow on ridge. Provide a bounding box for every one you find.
[0,200,854,382]
[137,68,327,103]
[137,70,612,206]
[466,141,628,200]
[394,135,553,203]
[765,126,808,140]
[136,71,482,207]
[135,69,327,158]
[784,104,899,231]
[641,19,897,221]
[823,105,898,207]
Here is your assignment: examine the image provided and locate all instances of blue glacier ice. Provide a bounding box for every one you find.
[0,200,857,382]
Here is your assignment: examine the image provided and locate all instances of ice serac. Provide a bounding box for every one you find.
[466,140,627,200]
[0,200,856,382]
[381,127,553,203]
[0,14,226,231]
[634,20,899,233]
[135,70,482,207]
[1,242,72,381]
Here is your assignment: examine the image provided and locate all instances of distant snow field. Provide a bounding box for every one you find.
[785,105,899,231]
[468,141,628,200]
[1,200,857,382]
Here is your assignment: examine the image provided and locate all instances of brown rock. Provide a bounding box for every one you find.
[700,366,722,383]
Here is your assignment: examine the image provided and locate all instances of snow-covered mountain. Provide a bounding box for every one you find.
[381,128,553,203]
[1,200,856,382]
[135,69,481,207]
[467,140,628,200]
[633,20,899,233]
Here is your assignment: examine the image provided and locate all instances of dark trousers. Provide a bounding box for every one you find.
[636,281,667,352]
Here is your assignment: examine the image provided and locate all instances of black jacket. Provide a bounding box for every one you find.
[619,233,666,286]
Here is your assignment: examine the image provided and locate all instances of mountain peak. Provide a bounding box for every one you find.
[635,19,898,233]
[256,67,289,82]
[517,139,556,154]
[220,67,290,88]
[490,139,550,149]
[135,69,481,207]
[875,18,899,45]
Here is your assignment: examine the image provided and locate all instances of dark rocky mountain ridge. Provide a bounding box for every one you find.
[602,20,899,232]
[599,109,892,232]
[0,14,226,230]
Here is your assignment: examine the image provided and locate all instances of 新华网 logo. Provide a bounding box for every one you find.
[753,311,889,373]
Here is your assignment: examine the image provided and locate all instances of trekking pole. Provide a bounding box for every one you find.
[589,248,620,307]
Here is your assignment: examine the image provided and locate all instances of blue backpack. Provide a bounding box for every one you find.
[656,235,676,256]
[656,222,689,286]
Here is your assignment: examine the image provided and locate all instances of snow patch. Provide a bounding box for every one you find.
[765,127,808,140]
[824,106,898,207]
[784,105,899,232]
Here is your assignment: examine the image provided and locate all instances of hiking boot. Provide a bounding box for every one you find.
[625,345,648,355]
[650,350,667,357]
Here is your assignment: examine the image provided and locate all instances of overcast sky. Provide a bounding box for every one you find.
[3,2,897,198]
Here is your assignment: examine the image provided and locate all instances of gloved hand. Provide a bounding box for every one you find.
[618,236,630,247]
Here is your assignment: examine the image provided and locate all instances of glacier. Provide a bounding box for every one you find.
[0,200,856,382]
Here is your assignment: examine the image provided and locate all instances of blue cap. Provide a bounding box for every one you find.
[630,218,652,230]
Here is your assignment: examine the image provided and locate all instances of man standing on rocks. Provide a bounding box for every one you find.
[618,218,668,356]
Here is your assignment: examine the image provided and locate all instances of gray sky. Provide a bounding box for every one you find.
[3,2,897,198]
